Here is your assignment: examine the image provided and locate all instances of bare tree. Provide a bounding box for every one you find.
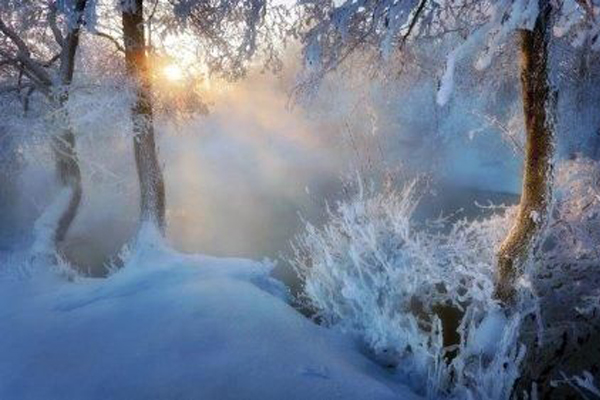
[170,0,282,80]
[121,0,166,232]
[293,0,596,304]
[0,0,88,251]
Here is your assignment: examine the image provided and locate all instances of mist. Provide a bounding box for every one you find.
[1,59,522,282]
[3,2,600,399]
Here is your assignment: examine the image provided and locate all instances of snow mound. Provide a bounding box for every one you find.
[0,232,420,400]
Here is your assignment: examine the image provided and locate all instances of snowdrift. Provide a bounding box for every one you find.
[0,234,420,400]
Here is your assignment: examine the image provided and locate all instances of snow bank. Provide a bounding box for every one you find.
[0,233,420,400]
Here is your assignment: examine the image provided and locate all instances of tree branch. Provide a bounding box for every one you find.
[48,1,65,47]
[575,0,595,20]
[400,0,428,49]
[58,0,88,85]
[21,85,36,114]
[0,17,32,56]
[42,53,61,67]
[0,50,19,67]
[94,30,125,53]
[0,51,52,96]
[0,58,13,68]
[0,17,53,86]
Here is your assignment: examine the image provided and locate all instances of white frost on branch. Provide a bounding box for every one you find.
[529,210,540,223]
[292,180,529,399]
[294,158,600,398]
[437,0,538,105]
[554,0,600,50]
[552,371,600,399]
[474,0,539,71]
[170,0,286,79]
[438,0,600,104]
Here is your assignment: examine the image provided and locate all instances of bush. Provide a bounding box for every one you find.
[292,179,529,398]
[293,164,600,399]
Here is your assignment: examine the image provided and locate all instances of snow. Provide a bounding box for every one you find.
[437,48,459,106]
[467,309,508,357]
[30,187,73,256]
[529,210,540,224]
[0,229,421,400]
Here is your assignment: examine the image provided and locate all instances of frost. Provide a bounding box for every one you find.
[172,0,276,80]
[294,158,600,398]
[57,0,97,31]
[529,210,540,223]
[553,0,600,50]
[293,179,526,399]
[473,0,538,71]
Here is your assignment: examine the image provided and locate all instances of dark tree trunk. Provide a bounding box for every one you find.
[51,121,82,244]
[50,0,86,245]
[121,0,166,233]
[495,0,556,304]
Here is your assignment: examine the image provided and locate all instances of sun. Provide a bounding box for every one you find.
[163,64,184,82]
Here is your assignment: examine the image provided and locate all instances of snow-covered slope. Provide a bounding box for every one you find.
[0,233,420,400]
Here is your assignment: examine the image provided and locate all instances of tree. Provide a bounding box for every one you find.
[446,0,596,304]
[293,0,600,304]
[495,0,555,304]
[164,0,287,81]
[121,0,166,233]
[115,0,286,234]
[294,0,432,91]
[0,0,89,252]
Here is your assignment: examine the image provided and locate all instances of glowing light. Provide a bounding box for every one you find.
[163,64,184,82]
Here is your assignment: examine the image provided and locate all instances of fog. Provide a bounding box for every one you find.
[1,63,521,280]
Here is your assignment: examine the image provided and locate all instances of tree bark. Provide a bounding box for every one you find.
[51,0,87,245]
[51,117,82,244]
[495,0,556,304]
[121,0,166,233]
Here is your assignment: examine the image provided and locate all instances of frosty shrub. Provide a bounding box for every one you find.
[293,159,600,399]
[292,179,531,399]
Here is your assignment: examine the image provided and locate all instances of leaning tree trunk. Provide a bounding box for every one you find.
[50,115,82,244]
[495,0,556,304]
[121,0,166,233]
[48,0,87,246]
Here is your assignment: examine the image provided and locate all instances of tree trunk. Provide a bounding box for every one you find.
[494,0,556,304]
[121,0,166,233]
[51,118,82,244]
[49,0,87,246]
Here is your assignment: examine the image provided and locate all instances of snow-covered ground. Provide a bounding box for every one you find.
[0,230,420,400]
